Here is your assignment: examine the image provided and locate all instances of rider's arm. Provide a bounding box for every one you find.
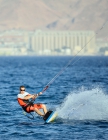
[22,92,42,100]
[23,94,35,100]
[33,92,42,98]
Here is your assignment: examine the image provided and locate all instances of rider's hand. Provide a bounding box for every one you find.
[32,95,36,99]
[39,92,42,95]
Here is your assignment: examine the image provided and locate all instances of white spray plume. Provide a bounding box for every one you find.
[56,88,108,120]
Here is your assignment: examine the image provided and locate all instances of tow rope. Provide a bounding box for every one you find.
[41,20,108,94]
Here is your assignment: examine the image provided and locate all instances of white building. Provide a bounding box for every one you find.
[31,30,96,55]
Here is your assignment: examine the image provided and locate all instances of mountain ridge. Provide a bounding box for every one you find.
[0,0,107,37]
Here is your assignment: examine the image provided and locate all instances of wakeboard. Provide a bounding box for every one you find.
[43,110,57,123]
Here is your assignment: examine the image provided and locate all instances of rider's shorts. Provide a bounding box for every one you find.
[26,103,43,113]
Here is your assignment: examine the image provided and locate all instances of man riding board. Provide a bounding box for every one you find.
[17,85,48,117]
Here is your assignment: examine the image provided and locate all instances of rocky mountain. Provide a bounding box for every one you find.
[0,0,107,37]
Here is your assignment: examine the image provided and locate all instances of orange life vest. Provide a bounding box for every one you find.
[17,98,27,107]
[17,98,34,113]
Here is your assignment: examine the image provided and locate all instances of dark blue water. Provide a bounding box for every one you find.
[0,56,108,140]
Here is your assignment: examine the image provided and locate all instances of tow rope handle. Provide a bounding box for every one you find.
[42,85,49,93]
[35,85,49,97]
[30,85,49,103]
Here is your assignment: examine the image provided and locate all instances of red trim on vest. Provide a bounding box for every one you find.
[17,98,27,107]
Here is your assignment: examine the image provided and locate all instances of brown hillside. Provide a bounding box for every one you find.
[0,0,107,37]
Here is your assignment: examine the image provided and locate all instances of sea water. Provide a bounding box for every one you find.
[0,56,108,140]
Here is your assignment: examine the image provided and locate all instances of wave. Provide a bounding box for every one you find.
[56,88,108,120]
